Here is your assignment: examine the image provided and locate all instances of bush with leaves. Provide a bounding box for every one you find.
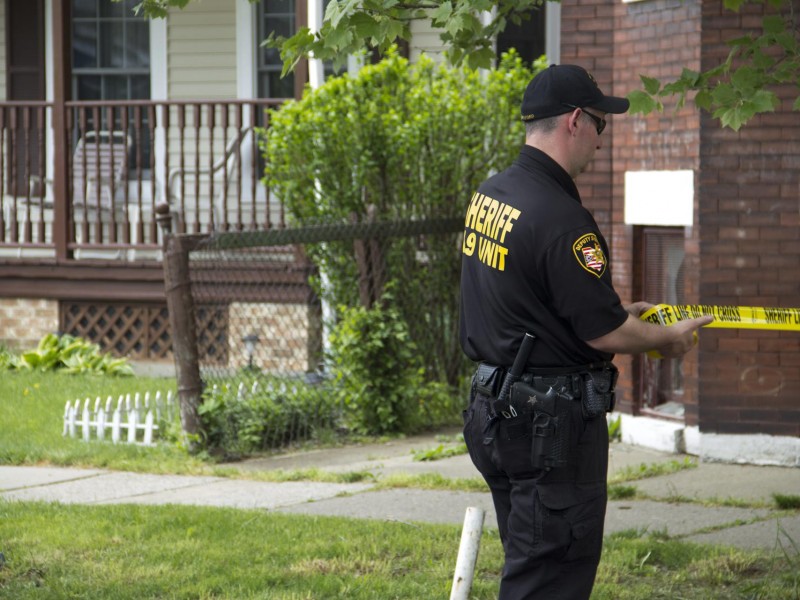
[0,333,133,376]
[198,377,342,457]
[265,50,542,391]
[327,293,457,435]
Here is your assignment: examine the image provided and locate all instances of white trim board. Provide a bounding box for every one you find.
[610,412,800,467]
[624,170,694,226]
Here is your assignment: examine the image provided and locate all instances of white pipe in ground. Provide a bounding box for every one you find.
[449,506,486,600]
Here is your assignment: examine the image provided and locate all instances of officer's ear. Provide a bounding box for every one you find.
[566,108,582,136]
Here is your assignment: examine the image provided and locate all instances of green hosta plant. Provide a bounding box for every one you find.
[4,333,133,376]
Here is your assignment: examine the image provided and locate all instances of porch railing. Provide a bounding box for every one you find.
[0,98,285,261]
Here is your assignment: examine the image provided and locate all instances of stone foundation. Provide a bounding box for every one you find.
[228,302,321,374]
[0,298,59,351]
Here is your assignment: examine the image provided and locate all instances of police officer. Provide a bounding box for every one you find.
[459,64,711,599]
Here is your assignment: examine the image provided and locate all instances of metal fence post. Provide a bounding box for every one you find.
[157,203,205,451]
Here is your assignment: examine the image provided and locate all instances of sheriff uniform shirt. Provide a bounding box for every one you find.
[459,145,629,369]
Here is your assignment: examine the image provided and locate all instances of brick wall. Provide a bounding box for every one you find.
[614,0,703,418]
[561,0,800,435]
[561,0,617,236]
[0,298,59,350]
[561,0,632,400]
[696,1,800,436]
[561,0,704,413]
[228,302,322,373]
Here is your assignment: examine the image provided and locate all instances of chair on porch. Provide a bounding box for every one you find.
[166,127,262,231]
[72,130,132,208]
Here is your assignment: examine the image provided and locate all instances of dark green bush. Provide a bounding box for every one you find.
[328,294,458,435]
[198,378,342,457]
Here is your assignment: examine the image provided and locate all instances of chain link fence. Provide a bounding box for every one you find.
[163,214,468,455]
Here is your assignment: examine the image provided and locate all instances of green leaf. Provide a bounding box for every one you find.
[350,12,380,40]
[749,89,779,113]
[325,23,355,50]
[466,46,495,70]
[640,75,661,95]
[723,0,747,11]
[678,68,701,87]
[730,66,760,92]
[762,15,785,35]
[445,13,466,39]
[37,333,59,352]
[432,1,453,24]
[774,31,798,53]
[661,79,690,95]
[446,46,464,66]
[627,90,659,115]
[21,351,42,368]
[277,27,316,77]
[751,48,775,70]
[714,106,747,131]
[727,35,755,48]
[694,89,713,111]
[324,0,343,28]
[711,82,739,106]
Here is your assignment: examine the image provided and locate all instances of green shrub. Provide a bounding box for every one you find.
[265,49,543,390]
[198,377,341,457]
[328,294,458,435]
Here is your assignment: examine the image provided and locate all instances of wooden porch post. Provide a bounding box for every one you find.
[51,0,71,261]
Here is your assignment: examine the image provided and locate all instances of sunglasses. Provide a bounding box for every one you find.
[564,104,606,135]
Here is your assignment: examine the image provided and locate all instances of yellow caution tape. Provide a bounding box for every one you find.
[641,304,800,330]
[640,304,800,359]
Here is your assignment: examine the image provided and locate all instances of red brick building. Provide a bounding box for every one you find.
[559,0,799,465]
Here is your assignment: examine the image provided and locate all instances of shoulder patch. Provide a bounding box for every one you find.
[572,233,607,278]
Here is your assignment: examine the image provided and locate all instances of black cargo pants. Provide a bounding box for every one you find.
[462,384,609,600]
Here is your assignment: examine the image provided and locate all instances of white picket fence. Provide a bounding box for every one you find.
[209,380,269,401]
[63,390,176,445]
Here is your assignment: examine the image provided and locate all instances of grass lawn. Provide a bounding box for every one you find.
[0,370,207,474]
[1,500,798,599]
[1,371,799,598]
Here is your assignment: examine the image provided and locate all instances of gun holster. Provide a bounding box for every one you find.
[510,380,571,470]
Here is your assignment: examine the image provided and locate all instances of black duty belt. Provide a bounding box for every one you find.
[475,362,618,420]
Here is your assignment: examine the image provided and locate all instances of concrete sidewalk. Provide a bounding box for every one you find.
[2,433,799,554]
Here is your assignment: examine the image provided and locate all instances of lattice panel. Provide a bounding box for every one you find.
[148,307,173,358]
[61,302,229,362]
[196,304,229,366]
[61,303,173,359]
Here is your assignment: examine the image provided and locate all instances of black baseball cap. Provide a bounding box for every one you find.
[520,64,630,122]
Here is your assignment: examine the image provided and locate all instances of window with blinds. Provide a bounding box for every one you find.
[639,227,686,416]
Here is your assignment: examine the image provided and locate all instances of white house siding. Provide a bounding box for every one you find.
[0,0,6,101]
[163,0,241,221]
[167,0,238,100]
[409,17,446,64]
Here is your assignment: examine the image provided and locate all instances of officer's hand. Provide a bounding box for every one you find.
[654,316,714,358]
